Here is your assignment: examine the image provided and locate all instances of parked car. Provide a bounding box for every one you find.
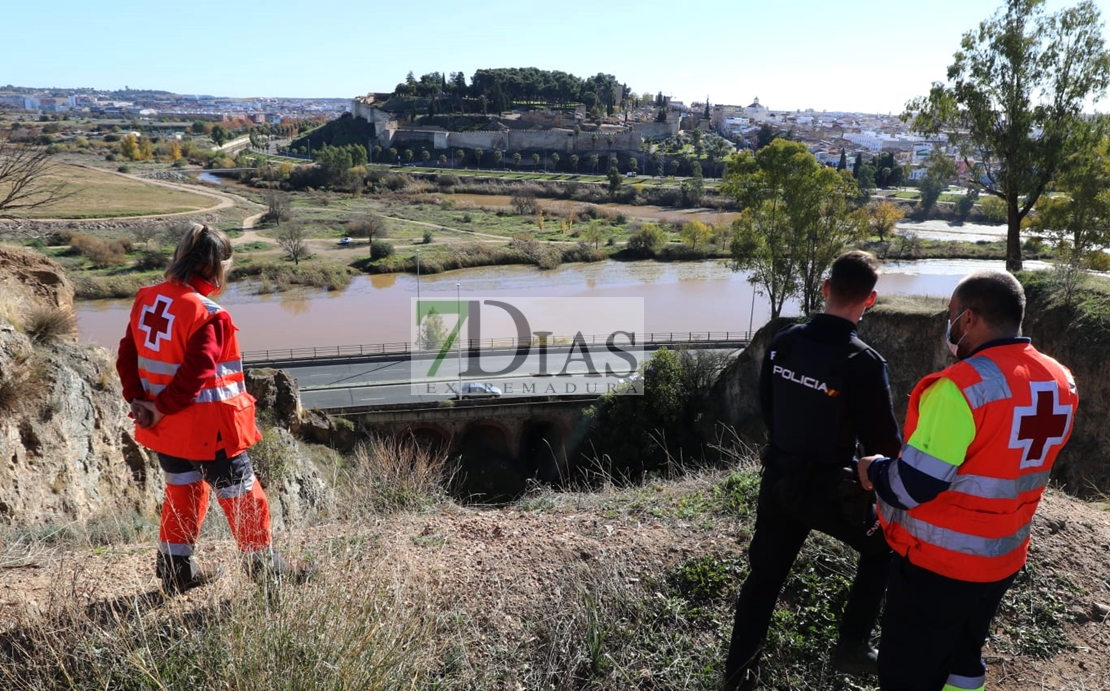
[457,382,502,399]
[625,171,638,177]
[338,236,352,245]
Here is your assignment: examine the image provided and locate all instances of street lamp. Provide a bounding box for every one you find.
[748,286,756,338]
[416,249,421,304]
[456,282,463,397]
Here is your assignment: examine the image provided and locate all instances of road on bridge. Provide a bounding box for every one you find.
[281,345,742,409]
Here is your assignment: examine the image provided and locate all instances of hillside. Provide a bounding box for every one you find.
[1,470,1108,690]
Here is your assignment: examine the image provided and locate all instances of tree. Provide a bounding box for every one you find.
[512,152,522,169]
[756,124,777,150]
[627,156,638,174]
[868,201,905,241]
[918,151,957,212]
[680,161,704,207]
[418,307,449,351]
[276,220,310,265]
[263,190,292,224]
[723,139,864,318]
[607,166,622,197]
[1030,123,1110,279]
[0,141,71,219]
[905,0,1110,271]
[421,149,431,164]
[455,149,465,168]
[404,149,414,163]
[493,149,503,168]
[680,220,713,249]
[119,134,141,161]
[473,148,483,167]
[550,153,560,171]
[588,154,599,173]
[532,153,541,169]
[837,149,847,172]
[372,145,382,162]
[955,187,980,222]
[350,214,389,247]
[570,154,580,172]
[210,125,228,148]
[583,220,604,249]
[438,153,447,166]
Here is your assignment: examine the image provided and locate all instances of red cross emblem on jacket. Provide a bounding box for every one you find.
[1010,381,1073,469]
[138,295,175,351]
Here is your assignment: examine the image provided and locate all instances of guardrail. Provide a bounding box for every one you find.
[242,331,751,364]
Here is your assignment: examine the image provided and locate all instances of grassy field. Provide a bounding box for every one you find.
[19,164,219,219]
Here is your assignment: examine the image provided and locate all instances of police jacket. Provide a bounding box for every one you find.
[760,314,902,471]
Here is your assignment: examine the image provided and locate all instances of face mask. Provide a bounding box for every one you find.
[945,309,968,358]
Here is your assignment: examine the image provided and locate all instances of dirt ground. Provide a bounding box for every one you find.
[1,484,1108,690]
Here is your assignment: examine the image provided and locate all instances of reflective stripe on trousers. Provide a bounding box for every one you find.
[942,671,986,691]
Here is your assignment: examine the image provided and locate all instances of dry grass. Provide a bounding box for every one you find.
[19,164,216,219]
[0,545,440,691]
[23,304,76,345]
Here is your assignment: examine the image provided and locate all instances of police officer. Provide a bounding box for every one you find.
[859,271,1078,691]
[723,250,902,690]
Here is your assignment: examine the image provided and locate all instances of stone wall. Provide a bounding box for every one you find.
[350,99,666,154]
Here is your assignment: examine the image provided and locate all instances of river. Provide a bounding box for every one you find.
[75,258,1046,354]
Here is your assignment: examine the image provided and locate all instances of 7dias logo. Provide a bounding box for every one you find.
[410,297,645,398]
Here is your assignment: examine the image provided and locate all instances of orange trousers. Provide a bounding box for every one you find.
[157,450,272,556]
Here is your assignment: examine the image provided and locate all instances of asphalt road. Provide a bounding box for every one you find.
[284,346,739,409]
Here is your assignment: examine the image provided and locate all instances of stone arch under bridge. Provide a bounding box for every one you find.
[351,399,586,497]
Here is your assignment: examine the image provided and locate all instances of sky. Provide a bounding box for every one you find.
[5,0,1109,114]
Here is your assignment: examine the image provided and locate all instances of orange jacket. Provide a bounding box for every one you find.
[129,281,261,459]
[879,343,1077,582]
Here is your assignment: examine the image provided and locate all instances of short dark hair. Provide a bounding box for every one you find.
[828,250,879,303]
[953,270,1025,334]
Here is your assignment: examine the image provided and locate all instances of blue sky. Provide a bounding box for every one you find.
[6,0,1107,114]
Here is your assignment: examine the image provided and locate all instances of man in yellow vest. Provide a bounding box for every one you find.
[859,270,1078,691]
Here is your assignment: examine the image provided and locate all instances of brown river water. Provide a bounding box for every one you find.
[76,259,1041,354]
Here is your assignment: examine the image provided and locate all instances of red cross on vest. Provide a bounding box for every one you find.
[1010,381,1072,470]
[138,295,176,351]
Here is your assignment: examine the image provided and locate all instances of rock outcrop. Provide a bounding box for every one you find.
[0,248,334,529]
[0,247,160,526]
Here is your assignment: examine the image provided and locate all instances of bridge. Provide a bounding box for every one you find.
[270,332,748,498]
[244,331,751,367]
[327,396,596,497]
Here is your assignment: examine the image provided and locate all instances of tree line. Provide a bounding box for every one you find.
[391,68,626,117]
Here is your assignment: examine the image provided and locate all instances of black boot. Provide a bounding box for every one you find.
[156,552,222,595]
[831,638,879,676]
[243,548,314,588]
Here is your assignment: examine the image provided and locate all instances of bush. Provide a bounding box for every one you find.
[422,230,434,244]
[511,192,539,216]
[626,224,667,256]
[370,240,395,260]
[436,174,460,188]
[383,174,409,191]
[116,164,130,174]
[24,305,76,345]
[136,248,170,271]
[69,235,128,268]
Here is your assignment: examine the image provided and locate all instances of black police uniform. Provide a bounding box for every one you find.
[723,314,902,686]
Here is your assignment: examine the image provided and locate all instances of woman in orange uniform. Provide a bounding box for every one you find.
[117,223,304,593]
